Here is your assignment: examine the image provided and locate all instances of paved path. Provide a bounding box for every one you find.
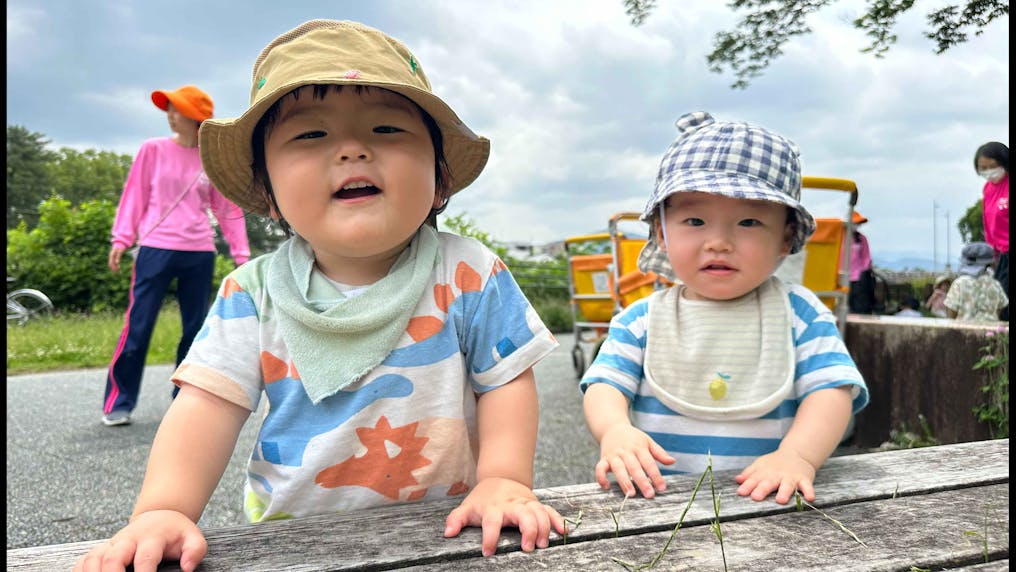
[6,333,601,549]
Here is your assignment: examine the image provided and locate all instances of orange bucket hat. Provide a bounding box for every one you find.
[151,85,214,123]
[852,211,869,225]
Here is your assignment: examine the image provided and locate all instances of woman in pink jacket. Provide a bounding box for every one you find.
[848,211,876,314]
[974,141,1008,321]
[102,85,250,426]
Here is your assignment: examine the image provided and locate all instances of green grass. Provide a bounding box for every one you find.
[6,298,576,376]
[6,304,183,375]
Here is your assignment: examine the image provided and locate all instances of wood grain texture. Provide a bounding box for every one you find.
[7,439,1009,571]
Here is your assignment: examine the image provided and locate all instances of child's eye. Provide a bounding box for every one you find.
[683,217,704,227]
[374,125,404,134]
[739,219,762,227]
[294,130,326,140]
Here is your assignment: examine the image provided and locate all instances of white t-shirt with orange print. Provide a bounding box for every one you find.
[174,232,557,522]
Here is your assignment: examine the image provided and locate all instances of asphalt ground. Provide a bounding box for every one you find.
[6,333,602,550]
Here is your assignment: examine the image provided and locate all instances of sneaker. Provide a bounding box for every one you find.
[102,411,131,426]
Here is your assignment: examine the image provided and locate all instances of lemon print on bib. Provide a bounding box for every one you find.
[709,372,731,401]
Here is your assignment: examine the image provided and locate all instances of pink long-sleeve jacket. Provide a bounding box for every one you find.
[982,174,1009,255]
[111,137,250,265]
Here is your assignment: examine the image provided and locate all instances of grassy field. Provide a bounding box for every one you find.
[6,298,576,376]
[6,304,182,375]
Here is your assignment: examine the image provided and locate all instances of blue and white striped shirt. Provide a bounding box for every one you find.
[580,282,868,475]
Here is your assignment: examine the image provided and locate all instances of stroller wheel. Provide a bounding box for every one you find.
[571,346,585,378]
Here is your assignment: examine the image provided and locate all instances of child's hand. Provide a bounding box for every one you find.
[444,477,566,557]
[734,448,818,504]
[73,510,207,572]
[595,424,675,499]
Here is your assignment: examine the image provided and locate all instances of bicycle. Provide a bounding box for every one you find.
[7,277,55,325]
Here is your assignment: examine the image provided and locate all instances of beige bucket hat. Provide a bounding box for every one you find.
[199,19,491,216]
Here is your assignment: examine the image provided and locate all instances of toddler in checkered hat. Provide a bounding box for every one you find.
[580,112,868,505]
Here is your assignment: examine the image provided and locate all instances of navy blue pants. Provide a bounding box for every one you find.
[103,247,215,415]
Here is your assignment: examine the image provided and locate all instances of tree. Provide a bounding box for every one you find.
[48,147,133,206]
[623,0,1008,89]
[439,212,509,259]
[6,125,56,228]
[957,198,984,243]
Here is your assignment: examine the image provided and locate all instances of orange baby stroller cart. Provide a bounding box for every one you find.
[564,212,669,376]
[780,176,859,339]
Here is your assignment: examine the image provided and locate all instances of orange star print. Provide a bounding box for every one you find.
[314,416,432,499]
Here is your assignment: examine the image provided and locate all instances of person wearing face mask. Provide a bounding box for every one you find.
[974,141,1009,320]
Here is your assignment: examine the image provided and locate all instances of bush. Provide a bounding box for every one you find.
[6,197,238,313]
[6,197,131,313]
[530,296,573,333]
[973,326,1009,439]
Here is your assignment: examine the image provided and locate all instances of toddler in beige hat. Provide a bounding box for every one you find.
[76,20,564,572]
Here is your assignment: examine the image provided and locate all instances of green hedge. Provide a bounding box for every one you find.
[6,197,234,314]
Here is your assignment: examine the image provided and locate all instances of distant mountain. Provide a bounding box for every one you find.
[872,255,940,272]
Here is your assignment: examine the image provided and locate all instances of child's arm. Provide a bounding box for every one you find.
[443,368,566,557]
[583,383,675,499]
[74,384,249,572]
[734,385,853,504]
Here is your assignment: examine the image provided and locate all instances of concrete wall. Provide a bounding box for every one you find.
[845,315,1006,448]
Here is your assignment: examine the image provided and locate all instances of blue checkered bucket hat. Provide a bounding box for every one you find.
[637,111,816,281]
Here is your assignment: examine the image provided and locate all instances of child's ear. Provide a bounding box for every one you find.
[260,187,282,220]
[654,217,667,252]
[781,223,794,255]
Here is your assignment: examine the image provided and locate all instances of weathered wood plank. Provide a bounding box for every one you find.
[403,483,1010,571]
[944,562,1010,571]
[7,439,1008,571]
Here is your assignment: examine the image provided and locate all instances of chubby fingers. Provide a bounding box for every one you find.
[443,504,475,539]
[446,499,566,557]
[170,530,208,572]
[519,499,563,550]
[488,499,565,555]
[126,528,206,572]
[73,538,133,572]
[480,505,505,557]
[736,472,778,501]
[596,450,663,498]
[791,479,816,504]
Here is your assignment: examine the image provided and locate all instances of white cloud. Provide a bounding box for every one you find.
[6,5,47,69]
[6,0,1009,268]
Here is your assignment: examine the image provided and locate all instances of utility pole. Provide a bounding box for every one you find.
[932,201,939,272]
[944,210,952,272]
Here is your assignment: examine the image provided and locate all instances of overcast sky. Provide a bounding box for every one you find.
[6,1,1009,270]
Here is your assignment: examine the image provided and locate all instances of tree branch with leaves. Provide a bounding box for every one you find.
[623,0,1008,89]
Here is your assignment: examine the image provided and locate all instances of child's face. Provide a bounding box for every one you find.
[263,86,440,280]
[656,192,793,302]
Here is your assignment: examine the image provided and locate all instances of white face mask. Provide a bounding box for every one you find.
[979,167,1006,183]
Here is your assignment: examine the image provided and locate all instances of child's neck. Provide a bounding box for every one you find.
[314,252,402,286]
[312,235,418,286]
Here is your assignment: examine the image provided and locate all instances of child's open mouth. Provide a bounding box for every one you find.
[334,181,381,200]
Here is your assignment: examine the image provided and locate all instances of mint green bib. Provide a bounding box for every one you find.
[266,226,440,403]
